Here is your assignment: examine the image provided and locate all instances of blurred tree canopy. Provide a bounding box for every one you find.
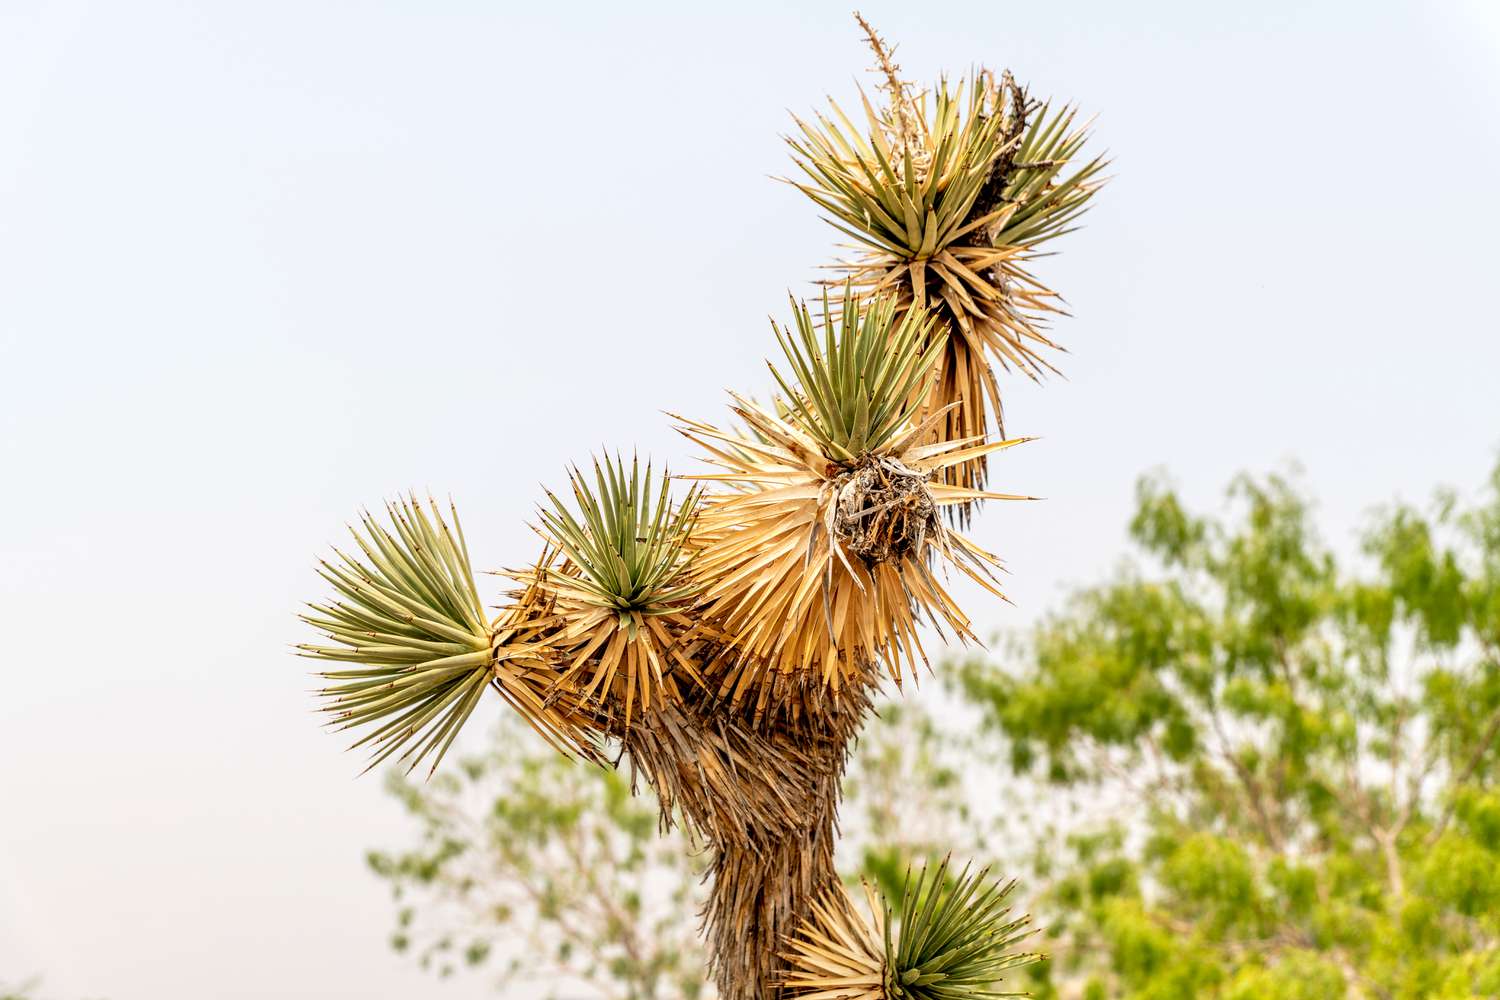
[368,735,708,999]
[965,459,1500,999]
[0,980,102,1000]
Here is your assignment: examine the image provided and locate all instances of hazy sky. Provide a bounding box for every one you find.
[3,2,1498,998]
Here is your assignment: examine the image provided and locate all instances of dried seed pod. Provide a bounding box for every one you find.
[831,456,938,565]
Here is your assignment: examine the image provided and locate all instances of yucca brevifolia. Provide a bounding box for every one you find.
[298,21,1099,1000]
[787,16,1104,507]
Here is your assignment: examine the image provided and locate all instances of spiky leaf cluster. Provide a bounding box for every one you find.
[516,454,708,724]
[537,454,702,620]
[883,858,1036,999]
[993,102,1101,251]
[787,50,1104,497]
[679,292,1027,704]
[782,859,1038,1000]
[300,498,598,775]
[770,284,942,463]
[787,77,1018,283]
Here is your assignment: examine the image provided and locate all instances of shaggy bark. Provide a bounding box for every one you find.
[624,675,874,1000]
[703,796,843,1000]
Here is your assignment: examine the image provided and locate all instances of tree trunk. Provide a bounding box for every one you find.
[624,677,873,999]
[701,775,842,999]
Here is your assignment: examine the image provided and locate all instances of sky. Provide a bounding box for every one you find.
[2,1,1498,997]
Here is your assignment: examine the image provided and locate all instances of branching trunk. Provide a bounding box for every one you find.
[703,788,842,999]
[623,677,873,999]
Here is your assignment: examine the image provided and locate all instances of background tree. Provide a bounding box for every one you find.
[961,459,1500,999]
[367,719,708,1000]
[0,980,100,1000]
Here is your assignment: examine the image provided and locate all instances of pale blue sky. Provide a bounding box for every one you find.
[2,2,1498,998]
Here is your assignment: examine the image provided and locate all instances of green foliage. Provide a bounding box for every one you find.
[992,102,1105,250]
[767,286,941,463]
[0,981,101,1000]
[538,453,702,617]
[299,497,495,775]
[368,719,708,1000]
[883,858,1037,999]
[963,458,1500,999]
[784,70,1101,268]
[785,71,1011,260]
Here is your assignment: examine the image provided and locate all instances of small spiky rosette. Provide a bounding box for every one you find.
[782,859,1040,1000]
[299,497,601,775]
[677,288,1029,707]
[507,454,707,727]
[786,18,1105,501]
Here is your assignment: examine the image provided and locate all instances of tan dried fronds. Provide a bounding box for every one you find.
[625,668,871,848]
[505,553,706,729]
[484,562,612,759]
[676,291,1030,705]
[781,882,887,999]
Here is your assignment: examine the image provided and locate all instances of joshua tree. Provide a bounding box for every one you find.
[298,19,1103,1000]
